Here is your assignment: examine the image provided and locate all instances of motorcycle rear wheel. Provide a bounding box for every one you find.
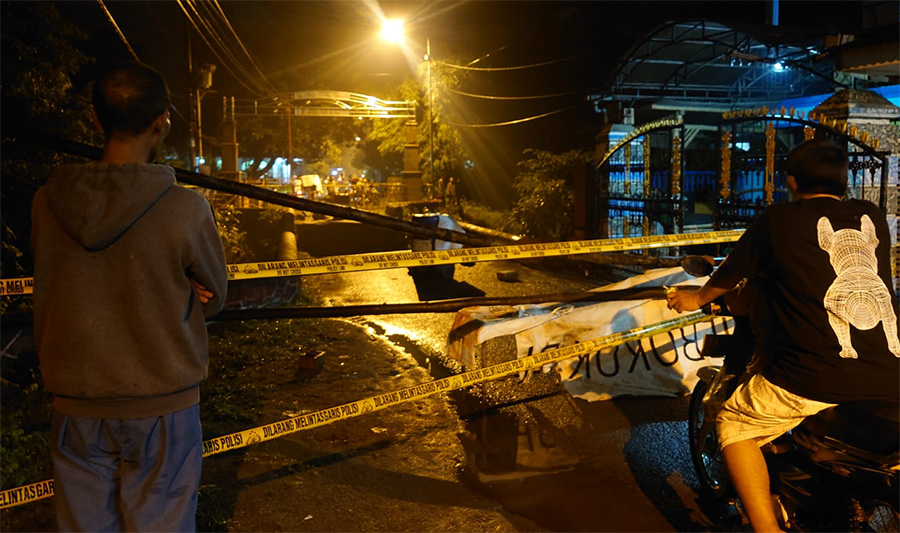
[688,378,729,499]
[855,500,900,532]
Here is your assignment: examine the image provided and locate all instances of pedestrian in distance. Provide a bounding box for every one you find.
[31,62,228,532]
[435,176,444,201]
[445,176,459,212]
[667,138,899,532]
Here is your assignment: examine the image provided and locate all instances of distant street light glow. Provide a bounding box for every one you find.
[381,19,404,44]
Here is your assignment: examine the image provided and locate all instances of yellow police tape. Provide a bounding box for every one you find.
[0,310,712,509]
[0,230,744,296]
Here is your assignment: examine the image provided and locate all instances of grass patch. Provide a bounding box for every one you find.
[0,317,335,499]
[0,382,53,490]
[201,318,334,436]
[458,199,509,232]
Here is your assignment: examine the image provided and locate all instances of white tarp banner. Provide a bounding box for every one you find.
[447,267,734,401]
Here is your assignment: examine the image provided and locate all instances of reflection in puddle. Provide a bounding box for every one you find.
[349,316,675,531]
[460,410,578,484]
[455,403,636,532]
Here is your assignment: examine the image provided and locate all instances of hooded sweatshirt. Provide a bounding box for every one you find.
[31,162,228,419]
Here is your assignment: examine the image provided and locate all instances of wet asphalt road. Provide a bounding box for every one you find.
[305,259,723,532]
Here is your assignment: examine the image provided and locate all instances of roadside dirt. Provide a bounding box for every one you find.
[199,318,544,532]
[1,318,544,532]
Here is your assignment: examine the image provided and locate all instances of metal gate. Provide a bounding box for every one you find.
[714,108,889,229]
[594,109,889,240]
[595,118,685,242]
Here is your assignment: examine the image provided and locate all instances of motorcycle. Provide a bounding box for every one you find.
[681,258,900,532]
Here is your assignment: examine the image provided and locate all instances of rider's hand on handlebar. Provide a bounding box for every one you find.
[666,289,701,313]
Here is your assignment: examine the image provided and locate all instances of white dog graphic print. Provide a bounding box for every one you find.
[817,214,900,359]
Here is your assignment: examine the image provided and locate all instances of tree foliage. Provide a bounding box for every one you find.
[0,3,94,144]
[503,149,591,242]
[367,60,468,190]
[1,2,95,285]
[235,108,363,182]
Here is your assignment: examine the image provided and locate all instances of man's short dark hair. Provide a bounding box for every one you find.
[786,138,849,197]
[92,63,170,139]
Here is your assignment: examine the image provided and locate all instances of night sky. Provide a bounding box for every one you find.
[46,0,870,204]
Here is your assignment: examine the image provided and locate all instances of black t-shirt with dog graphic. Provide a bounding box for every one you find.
[710,197,900,404]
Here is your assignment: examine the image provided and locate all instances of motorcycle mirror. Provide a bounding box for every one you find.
[681,255,716,277]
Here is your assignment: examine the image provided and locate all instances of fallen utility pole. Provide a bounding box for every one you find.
[212,286,697,320]
[11,128,696,267]
[0,286,700,327]
[11,129,505,248]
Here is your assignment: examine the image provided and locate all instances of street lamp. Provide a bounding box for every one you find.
[381,19,404,43]
[381,19,435,197]
[425,38,434,196]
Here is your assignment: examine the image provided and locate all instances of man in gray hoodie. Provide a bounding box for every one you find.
[31,62,228,531]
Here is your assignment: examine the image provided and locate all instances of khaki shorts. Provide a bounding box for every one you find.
[716,373,837,449]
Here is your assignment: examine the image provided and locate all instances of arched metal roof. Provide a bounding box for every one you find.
[592,20,835,112]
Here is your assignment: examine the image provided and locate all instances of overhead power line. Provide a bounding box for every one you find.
[210,0,276,92]
[449,102,584,128]
[96,0,140,61]
[436,50,596,72]
[176,0,277,97]
[176,0,261,95]
[190,0,275,93]
[184,0,269,93]
[446,87,583,100]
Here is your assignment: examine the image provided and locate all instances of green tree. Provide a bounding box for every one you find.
[504,149,591,241]
[367,79,418,178]
[234,114,282,181]
[234,106,363,182]
[0,3,93,490]
[367,60,468,192]
[1,2,94,293]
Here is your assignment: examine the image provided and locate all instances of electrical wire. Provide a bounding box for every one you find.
[96,0,140,61]
[188,0,278,95]
[446,87,583,100]
[175,0,264,95]
[448,102,584,128]
[211,0,277,93]
[97,1,192,119]
[189,0,266,88]
[182,0,265,93]
[435,50,597,72]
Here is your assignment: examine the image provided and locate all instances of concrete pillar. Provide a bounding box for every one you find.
[401,120,423,202]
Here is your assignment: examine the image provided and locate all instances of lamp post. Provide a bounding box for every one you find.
[381,19,436,198]
[425,38,435,197]
[425,38,437,197]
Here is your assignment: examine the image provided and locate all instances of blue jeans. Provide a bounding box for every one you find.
[50,404,202,532]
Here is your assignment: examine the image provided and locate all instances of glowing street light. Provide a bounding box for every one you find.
[381,19,404,44]
[380,18,435,196]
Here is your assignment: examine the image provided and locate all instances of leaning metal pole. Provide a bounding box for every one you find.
[0,286,696,326]
[12,129,685,268]
[13,129,504,247]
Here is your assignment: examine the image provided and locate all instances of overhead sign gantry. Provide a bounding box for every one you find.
[229,91,415,119]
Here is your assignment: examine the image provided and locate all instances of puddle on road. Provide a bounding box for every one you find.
[452,392,633,532]
[350,317,642,532]
[348,317,458,378]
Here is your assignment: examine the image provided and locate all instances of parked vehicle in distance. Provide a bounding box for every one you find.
[293,174,324,200]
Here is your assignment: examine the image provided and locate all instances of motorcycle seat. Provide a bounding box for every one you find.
[801,401,899,458]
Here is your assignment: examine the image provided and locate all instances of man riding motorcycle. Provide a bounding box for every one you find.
[667,138,900,532]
